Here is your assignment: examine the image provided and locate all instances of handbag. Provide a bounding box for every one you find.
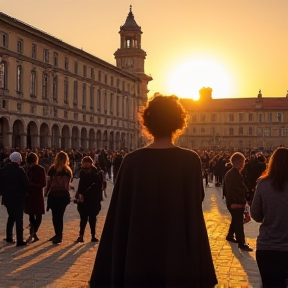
[243,204,251,224]
[74,183,95,203]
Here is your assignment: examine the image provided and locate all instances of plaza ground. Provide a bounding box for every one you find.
[0,180,262,288]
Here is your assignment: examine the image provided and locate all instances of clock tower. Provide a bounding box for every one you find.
[114,6,152,97]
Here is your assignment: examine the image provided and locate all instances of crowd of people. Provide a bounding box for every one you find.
[0,94,288,287]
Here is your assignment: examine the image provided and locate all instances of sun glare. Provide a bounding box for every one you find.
[166,57,235,100]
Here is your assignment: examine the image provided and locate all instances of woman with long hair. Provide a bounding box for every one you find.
[46,151,72,244]
[90,94,217,288]
[24,152,46,243]
[251,147,288,287]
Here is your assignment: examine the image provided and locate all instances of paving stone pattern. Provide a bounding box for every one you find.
[0,181,263,288]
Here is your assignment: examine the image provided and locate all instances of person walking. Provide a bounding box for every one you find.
[251,147,288,288]
[223,152,253,251]
[75,156,103,243]
[0,152,29,246]
[46,151,72,244]
[90,94,217,288]
[24,152,47,243]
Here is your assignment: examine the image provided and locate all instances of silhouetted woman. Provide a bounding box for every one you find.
[251,147,288,288]
[24,152,46,242]
[46,151,72,244]
[90,94,217,288]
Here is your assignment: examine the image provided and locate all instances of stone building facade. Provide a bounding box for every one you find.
[179,88,288,150]
[0,6,152,151]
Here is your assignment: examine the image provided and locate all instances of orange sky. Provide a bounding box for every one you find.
[1,0,287,99]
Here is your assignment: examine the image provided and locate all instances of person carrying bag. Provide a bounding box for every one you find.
[75,156,103,243]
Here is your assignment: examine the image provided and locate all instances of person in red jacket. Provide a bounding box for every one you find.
[24,152,47,243]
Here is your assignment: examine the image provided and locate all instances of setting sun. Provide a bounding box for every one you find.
[166,56,236,100]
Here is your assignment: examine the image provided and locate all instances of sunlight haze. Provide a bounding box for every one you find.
[1,0,287,99]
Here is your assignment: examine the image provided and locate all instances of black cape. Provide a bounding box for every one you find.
[90,147,217,288]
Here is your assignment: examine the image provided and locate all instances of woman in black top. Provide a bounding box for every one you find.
[75,156,103,243]
[47,151,72,244]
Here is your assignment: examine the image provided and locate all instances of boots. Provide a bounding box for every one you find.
[76,235,84,243]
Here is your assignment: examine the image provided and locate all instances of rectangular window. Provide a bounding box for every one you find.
[73,81,78,105]
[117,78,120,88]
[44,49,49,63]
[201,128,205,134]
[32,43,37,59]
[83,65,87,77]
[42,73,48,99]
[17,103,21,112]
[268,112,272,122]
[98,71,101,82]
[104,90,107,114]
[258,114,263,122]
[90,86,94,110]
[74,61,78,75]
[0,62,7,89]
[200,114,205,122]
[248,127,253,136]
[54,52,58,67]
[64,111,68,119]
[122,97,125,117]
[277,112,282,122]
[97,89,101,111]
[239,113,244,122]
[53,76,58,101]
[248,113,253,122]
[30,70,36,97]
[16,65,22,93]
[91,68,94,80]
[2,32,8,48]
[17,39,23,54]
[239,127,243,135]
[65,57,69,70]
[229,113,234,122]
[122,81,125,92]
[111,76,114,86]
[104,74,107,84]
[82,83,86,108]
[229,128,234,135]
[64,77,68,103]
[116,95,120,115]
[110,93,113,114]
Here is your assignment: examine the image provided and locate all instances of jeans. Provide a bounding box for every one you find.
[49,196,69,239]
[29,214,42,235]
[5,204,24,242]
[227,207,245,246]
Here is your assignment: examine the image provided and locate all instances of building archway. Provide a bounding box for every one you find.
[0,117,10,148]
[96,130,101,150]
[61,125,70,149]
[72,126,79,149]
[88,129,95,151]
[12,119,25,148]
[109,131,114,150]
[27,121,38,149]
[40,123,49,148]
[51,124,60,149]
[80,127,87,150]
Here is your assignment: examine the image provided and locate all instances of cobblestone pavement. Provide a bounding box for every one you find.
[0,181,262,288]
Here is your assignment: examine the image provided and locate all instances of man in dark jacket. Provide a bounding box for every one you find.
[0,152,29,246]
[223,152,252,251]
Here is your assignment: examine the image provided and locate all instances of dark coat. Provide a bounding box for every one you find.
[223,167,248,208]
[0,162,29,207]
[24,164,47,215]
[77,166,102,215]
[90,147,217,288]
